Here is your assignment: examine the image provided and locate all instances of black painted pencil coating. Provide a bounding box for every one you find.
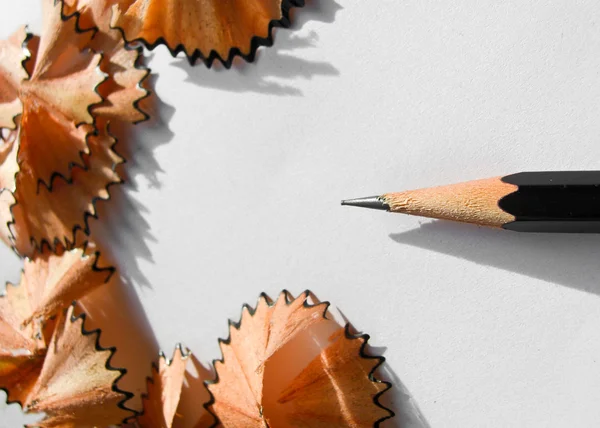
[500,171,600,233]
[501,170,600,186]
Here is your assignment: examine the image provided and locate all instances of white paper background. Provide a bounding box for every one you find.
[2,1,600,427]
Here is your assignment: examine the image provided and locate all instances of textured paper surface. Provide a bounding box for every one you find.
[2,1,600,427]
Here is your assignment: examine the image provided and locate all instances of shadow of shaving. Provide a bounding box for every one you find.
[375,363,431,428]
[70,72,172,412]
[91,184,157,289]
[117,72,176,190]
[343,321,431,428]
[172,0,342,96]
[74,274,159,413]
[292,0,342,26]
[90,72,175,289]
[390,220,600,296]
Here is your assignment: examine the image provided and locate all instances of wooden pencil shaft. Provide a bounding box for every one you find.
[382,177,516,228]
[381,171,600,233]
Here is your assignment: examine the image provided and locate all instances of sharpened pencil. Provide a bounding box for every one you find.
[342,171,600,233]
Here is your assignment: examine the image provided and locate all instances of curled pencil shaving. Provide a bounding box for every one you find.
[0,244,112,405]
[207,290,329,425]
[137,345,190,428]
[0,242,113,401]
[110,0,305,67]
[9,128,123,255]
[62,0,150,123]
[19,244,113,326]
[0,0,144,188]
[0,2,103,203]
[16,0,105,187]
[0,0,146,254]
[206,291,393,426]
[213,290,329,411]
[23,304,135,427]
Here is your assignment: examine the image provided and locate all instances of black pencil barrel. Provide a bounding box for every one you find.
[500,171,600,233]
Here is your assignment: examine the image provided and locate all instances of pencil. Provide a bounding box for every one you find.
[342,171,600,233]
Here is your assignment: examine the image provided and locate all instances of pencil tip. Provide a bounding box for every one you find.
[341,196,390,211]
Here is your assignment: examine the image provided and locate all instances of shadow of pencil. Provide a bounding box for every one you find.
[172,0,342,96]
[390,220,600,296]
[91,185,157,289]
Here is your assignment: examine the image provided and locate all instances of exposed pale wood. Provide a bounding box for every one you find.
[383,177,517,227]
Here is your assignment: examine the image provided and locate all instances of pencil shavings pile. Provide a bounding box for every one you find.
[207,291,394,427]
[1,1,398,427]
[0,246,134,426]
[0,0,148,256]
[130,292,394,427]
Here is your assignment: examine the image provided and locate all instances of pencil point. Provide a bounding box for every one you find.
[341,196,390,211]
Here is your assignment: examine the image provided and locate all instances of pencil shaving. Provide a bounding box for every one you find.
[0,1,104,251]
[0,244,111,405]
[62,0,150,123]
[110,0,305,67]
[9,128,123,255]
[16,0,104,188]
[23,304,135,427]
[207,291,395,427]
[0,0,148,254]
[18,245,113,326]
[137,345,190,428]
[207,291,330,426]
